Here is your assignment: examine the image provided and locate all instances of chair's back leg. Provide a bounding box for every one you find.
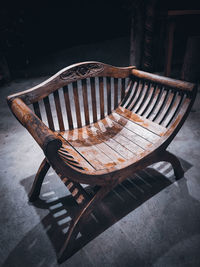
[28,158,50,202]
[57,184,114,263]
[162,150,184,180]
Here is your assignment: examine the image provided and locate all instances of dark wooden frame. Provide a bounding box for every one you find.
[7,62,197,263]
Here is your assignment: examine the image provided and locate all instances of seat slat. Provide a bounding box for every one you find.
[95,142,126,164]
[63,126,126,165]
[116,107,166,136]
[111,111,160,143]
[68,142,115,170]
[113,134,144,155]
[104,138,134,160]
[63,85,73,130]
[63,129,117,170]
[53,90,65,131]
[108,115,152,149]
[95,119,146,154]
[43,96,55,130]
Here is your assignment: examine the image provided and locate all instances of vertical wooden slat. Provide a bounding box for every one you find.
[33,102,42,120]
[130,80,145,111]
[141,83,156,116]
[53,90,64,131]
[90,77,97,123]
[99,77,105,119]
[43,96,55,131]
[73,81,82,128]
[163,93,183,127]
[121,78,126,102]
[114,78,118,109]
[121,80,134,107]
[135,81,151,114]
[141,84,161,118]
[151,89,170,121]
[107,77,112,115]
[125,79,140,110]
[166,93,186,128]
[82,79,90,125]
[159,91,177,125]
[63,85,73,130]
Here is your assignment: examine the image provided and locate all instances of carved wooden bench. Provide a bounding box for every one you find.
[7,62,197,263]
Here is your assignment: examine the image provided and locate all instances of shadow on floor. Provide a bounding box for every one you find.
[3,157,198,267]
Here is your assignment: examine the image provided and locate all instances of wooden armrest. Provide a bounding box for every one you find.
[7,97,62,154]
[131,69,196,92]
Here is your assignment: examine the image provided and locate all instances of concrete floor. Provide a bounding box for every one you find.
[0,38,200,267]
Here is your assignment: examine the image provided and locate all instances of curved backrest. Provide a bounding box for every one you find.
[13,62,134,131]
[8,61,196,135]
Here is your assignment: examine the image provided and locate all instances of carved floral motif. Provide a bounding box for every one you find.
[60,63,104,81]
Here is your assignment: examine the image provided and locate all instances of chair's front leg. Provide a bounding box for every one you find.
[29,158,50,202]
[162,150,184,180]
[57,184,114,263]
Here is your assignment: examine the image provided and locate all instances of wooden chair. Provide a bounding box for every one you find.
[7,61,197,263]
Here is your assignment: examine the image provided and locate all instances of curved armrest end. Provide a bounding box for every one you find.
[44,138,62,156]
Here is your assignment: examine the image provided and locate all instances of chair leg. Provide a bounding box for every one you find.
[162,151,184,180]
[28,158,50,202]
[57,185,113,263]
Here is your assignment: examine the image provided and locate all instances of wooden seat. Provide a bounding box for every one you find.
[57,107,164,173]
[7,61,197,263]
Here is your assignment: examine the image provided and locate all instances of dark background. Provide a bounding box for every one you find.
[0,0,200,80]
[0,1,130,74]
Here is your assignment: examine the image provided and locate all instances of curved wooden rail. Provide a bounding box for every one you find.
[7,61,197,263]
